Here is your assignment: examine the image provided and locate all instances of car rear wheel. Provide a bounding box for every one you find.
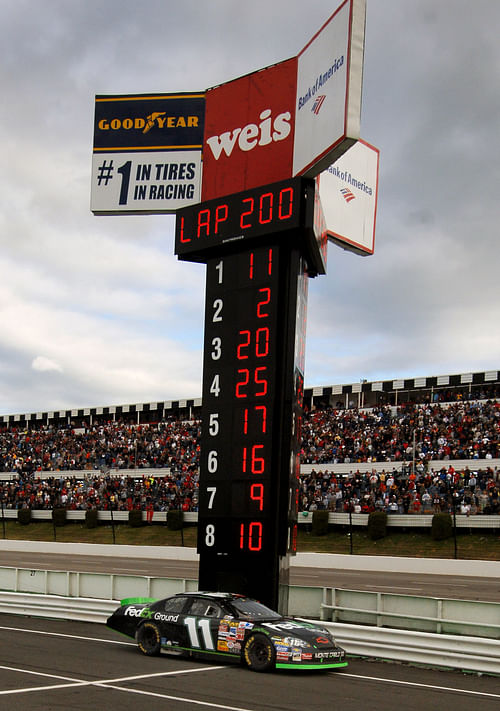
[136,621,161,656]
[243,633,275,672]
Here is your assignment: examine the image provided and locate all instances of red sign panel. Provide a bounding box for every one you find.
[201,57,297,201]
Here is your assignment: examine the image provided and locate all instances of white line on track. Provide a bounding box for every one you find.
[0,624,134,645]
[0,663,257,710]
[1,623,498,705]
[341,672,500,700]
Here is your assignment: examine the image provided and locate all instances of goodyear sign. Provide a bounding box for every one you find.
[91,93,205,214]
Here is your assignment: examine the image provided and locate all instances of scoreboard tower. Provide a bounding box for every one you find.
[175,177,327,612]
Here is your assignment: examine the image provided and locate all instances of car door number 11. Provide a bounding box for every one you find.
[183,616,215,650]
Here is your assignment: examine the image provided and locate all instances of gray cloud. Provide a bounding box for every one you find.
[1,0,499,414]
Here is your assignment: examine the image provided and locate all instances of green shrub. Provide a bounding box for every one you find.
[431,513,453,541]
[311,509,329,536]
[128,509,144,527]
[52,507,67,527]
[17,508,31,525]
[167,509,184,531]
[368,511,387,540]
[85,508,98,529]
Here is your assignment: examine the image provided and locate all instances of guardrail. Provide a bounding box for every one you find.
[1,508,499,528]
[0,590,498,675]
[319,587,500,638]
[4,566,498,639]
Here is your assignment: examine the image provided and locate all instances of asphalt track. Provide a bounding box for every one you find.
[0,616,499,711]
[0,550,499,602]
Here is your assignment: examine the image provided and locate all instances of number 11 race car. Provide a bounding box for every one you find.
[106,591,348,672]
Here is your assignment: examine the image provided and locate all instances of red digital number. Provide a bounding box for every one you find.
[250,483,264,511]
[257,288,271,318]
[240,197,254,229]
[278,187,294,220]
[259,193,273,224]
[235,367,267,398]
[235,369,250,398]
[254,366,267,396]
[242,444,265,474]
[237,330,251,360]
[237,328,269,359]
[255,327,269,357]
[242,405,267,434]
[239,521,263,551]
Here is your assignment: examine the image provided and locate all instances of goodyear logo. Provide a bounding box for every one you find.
[97,112,200,133]
[93,93,205,152]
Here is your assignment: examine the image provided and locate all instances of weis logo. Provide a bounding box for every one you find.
[201,55,297,201]
[206,109,291,160]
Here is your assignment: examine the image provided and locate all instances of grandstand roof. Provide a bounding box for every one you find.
[1,368,498,426]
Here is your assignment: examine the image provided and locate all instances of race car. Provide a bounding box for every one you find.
[106,591,348,672]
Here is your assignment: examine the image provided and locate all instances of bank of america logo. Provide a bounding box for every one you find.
[311,94,326,114]
[340,187,356,203]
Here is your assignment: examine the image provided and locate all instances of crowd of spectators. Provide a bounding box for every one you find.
[299,465,500,516]
[0,399,498,516]
[301,401,500,464]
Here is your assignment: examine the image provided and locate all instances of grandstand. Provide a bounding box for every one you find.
[0,368,498,522]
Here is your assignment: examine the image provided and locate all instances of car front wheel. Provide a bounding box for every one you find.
[136,621,161,656]
[243,633,275,672]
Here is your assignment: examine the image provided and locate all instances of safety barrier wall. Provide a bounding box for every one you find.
[1,508,499,528]
[1,457,499,480]
[1,540,499,578]
[0,565,498,639]
[0,587,498,675]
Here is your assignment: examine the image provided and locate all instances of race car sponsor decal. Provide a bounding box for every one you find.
[314,636,331,645]
[218,619,253,643]
[263,620,308,633]
[123,606,179,623]
[314,651,343,659]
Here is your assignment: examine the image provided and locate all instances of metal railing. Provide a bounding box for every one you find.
[0,589,498,675]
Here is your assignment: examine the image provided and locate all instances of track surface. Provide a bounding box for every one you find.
[0,616,498,711]
[0,550,499,601]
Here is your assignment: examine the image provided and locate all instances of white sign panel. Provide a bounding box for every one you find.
[293,0,366,178]
[91,151,202,214]
[91,93,205,215]
[318,139,379,255]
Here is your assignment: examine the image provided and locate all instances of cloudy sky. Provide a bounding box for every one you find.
[1,0,499,415]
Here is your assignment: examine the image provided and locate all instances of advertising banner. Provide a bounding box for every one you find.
[91,93,205,214]
[201,58,297,202]
[318,139,379,255]
[200,0,366,202]
[293,0,366,176]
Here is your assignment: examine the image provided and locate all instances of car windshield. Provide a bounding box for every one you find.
[230,598,282,621]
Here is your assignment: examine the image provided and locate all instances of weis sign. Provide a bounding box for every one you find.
[201,0,366,202]
[202,58,297,201]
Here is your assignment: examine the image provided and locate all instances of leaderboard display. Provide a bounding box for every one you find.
[175,178,323,611]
